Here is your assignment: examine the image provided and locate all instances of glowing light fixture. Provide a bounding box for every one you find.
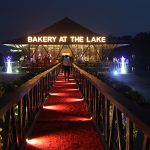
[6,56,12,73]
[15,69,19,73]
[120,56,126,74]
[49,92,68,96]
[26,138,38,145]
[113,70,119,76]
[55,80,65,83]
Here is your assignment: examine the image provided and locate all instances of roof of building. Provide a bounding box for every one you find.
[2,17,127,44]
[3,17,100,44]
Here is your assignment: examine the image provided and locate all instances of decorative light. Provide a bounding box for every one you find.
[113,70,119,76]
[15,69,19,73]
[120,56,126,74]
[6,56,12,73]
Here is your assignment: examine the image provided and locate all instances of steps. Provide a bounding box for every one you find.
[25,73,104,150]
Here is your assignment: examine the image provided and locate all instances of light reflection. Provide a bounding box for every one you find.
[64,98,84,102]
[63,88,79,91]
[43,105,66,110]
[113,70,119,76]
[81,116,93,121]
[68,79,74,81]
[64,82,76,85]
[26,136,59,148]
[42,106,93,121]
[49,92,68,96]
[26,138,38,145]
[55,80,65,83]
[64,116,93,122]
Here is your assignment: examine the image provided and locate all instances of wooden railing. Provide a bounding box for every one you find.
[0,63,61,150]
[73,64,150,150]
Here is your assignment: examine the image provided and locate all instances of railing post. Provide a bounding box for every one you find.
[18,99,23,146]
[142,135,150,150]
[0,63,61,149]
[108,105,116,149]
[11,107,19,149]
[116,109,125,150]
[2,111,11,150]
[104,98,110,143]
[0,127,2,149]
[126,118,133,150]
[97,92,102,130]
[95,88,98,122]
[73,64,150,150]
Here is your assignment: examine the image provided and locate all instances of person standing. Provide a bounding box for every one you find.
[62,55,71,81]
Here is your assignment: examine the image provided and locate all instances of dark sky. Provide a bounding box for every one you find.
[0,0,150,41]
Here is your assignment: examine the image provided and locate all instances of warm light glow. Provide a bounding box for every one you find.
[28,36,57,43]
[43,106,93,121]
[63,88,79,91]
[53,85,65,88]
[86,36,106,43]
[64,97,84,102]
[49,92,68,96]
[26,135,63,149]
[64,82,76,85]
[61,53,70,56]
[27,36,106,43]
[68,79,74,81]
[26,138,38,145]
[66,116,93,122]
[26,136,58,148]
[55,80,66,83]
[81,116,93,121]
[70,36,84,43]
[43,105,66,110]
[10,49,22,52]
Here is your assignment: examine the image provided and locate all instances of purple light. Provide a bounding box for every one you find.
[6,56,12,73]
[6,56,12,61]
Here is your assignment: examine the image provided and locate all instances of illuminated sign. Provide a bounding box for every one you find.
[10,49,22,52]
[27,36,106,43]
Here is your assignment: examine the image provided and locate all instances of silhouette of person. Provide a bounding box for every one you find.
[62,55,71,81]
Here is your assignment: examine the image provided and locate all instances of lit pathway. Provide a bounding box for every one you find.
[25,73,104,150]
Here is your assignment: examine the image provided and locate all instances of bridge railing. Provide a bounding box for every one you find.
[0,63,61,150]
[73,63,150,150]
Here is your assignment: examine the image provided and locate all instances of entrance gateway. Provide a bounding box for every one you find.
[2,17,127,64]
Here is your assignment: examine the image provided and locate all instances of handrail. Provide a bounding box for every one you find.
[0,63,60,115]
[0,63,61,150]
[73,63,150,150]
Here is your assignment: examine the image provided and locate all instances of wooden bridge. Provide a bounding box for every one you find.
[0,63,149,150]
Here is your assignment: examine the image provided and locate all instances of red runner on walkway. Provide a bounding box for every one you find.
[25,73,104,150]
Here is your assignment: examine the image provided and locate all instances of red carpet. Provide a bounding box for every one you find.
[25,73,104,150]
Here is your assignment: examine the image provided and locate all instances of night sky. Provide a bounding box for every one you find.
[0,0,150,41]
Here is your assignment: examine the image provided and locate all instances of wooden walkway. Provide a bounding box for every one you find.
[25,73,104,150]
